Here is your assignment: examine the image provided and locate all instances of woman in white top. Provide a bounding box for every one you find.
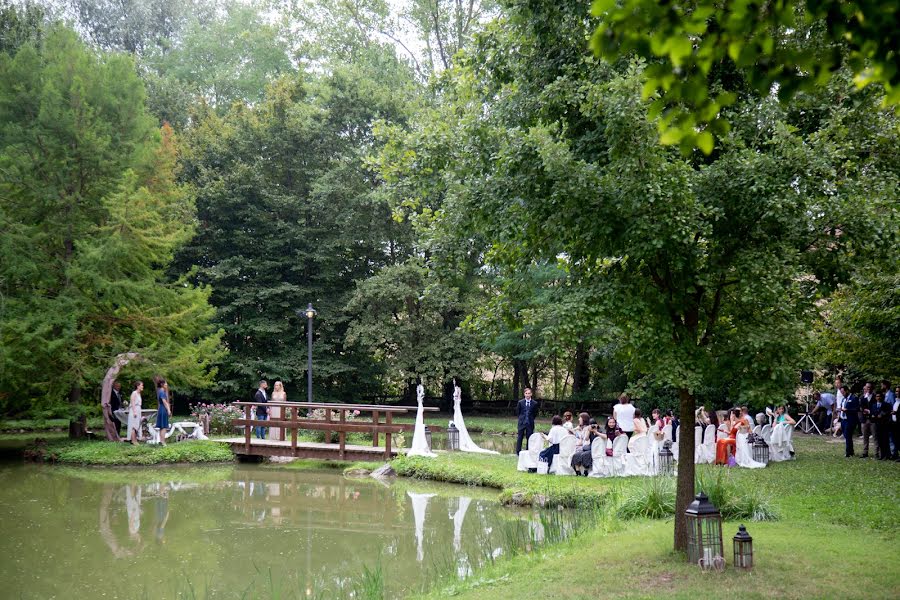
[539,415,569,463]
[269,381,287,440]
[128,381,143,446]
[614,393,636,437]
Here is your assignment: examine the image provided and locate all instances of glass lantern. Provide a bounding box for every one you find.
[685,492,724,567]
[733,524,753,569]
[424,425,432,452]
[658,441,674,476]
[447,422,460,451]
[752,437,769,465]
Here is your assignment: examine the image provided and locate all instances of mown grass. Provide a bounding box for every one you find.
[392,414,545,436]
[412,433,900,599]
[25,439,234,465]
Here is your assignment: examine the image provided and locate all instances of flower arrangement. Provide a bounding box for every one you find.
[190,403,243,435]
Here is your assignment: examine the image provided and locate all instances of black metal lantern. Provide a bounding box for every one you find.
[733,524,753,570]
[658,441,675,476]
[424,425,433,452]
[685,492,724,567]
[447,422,460,451]
[752,437,769,465]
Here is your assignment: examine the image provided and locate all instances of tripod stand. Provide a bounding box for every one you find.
[795,385,822,434]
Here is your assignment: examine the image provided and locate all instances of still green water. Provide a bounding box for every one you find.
[0,463,562,599]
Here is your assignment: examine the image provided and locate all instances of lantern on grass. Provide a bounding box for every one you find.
[733,524,753,570]
[685,492,724,569]
[658,442,674,476]
[447,422,460,451]
[752,437,769,465]
[424,425,433,452]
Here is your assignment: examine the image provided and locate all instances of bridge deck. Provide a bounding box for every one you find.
[222,437,406,461]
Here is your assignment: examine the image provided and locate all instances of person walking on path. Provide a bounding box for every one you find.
[127,381,144,446]
[154,377,172,446]
[515,387,539,454]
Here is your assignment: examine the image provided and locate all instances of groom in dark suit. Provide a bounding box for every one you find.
[515,387,540,454]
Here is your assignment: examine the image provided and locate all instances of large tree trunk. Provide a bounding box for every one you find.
[572,341,589,393]
[674,386,696,552]
[68,383,86,439]
[100,353,141,442]
[512,359,527,401]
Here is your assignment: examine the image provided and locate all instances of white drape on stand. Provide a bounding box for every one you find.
[408,383,437,457]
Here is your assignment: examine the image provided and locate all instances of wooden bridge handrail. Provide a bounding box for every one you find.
[231,401,439,412]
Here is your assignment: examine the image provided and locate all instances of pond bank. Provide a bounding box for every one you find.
[19,438,233,465]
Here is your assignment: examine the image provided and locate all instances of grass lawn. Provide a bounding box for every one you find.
[407,433,899,599]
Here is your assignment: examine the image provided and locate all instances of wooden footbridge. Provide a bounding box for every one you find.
[224,401,438,461]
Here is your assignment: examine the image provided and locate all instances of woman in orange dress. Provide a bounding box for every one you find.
[715,408,742,465]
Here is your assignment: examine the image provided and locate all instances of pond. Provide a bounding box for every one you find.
[0,463,579,599]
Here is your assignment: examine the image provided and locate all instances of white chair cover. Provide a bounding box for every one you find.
[699,425,716,464]
[588,436,608,477]
[517,432,545,471]
[693,426,705,464]
[760,424,773,445]
[609,435,628,477]
[752,424,762,436]
[662,423,672,443]
[551,435,577,475]
[625,434,650,476]
[770,423,794,461]
[735,432,766,468]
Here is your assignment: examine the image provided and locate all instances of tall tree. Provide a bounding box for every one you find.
[374,0,896,553]
[0,27,223,433]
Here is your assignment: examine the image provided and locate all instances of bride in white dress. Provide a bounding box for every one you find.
[451,381,498,454]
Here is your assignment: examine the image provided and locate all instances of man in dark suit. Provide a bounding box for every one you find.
[838,385,860,457]
[110,381,124,437]
[515,386,539,454]
[254,380,269,439]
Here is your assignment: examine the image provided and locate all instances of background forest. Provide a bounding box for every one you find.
[1,0,897,429]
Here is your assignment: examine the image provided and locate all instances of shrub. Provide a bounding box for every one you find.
[617,476,676,519]
[189,403,243,435]
[696,469,778,521]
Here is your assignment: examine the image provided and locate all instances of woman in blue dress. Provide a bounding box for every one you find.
[155,376,172,446]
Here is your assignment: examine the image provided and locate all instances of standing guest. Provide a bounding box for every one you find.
[254,380,269,439]
[269,381,287,441]
[633,408,649,434]
[154,377,172,446]
[833,377,845,436]
[873,392,892,461]
[110,380,124,437]
[128,381,144,446]
[890,385,900,460]
[651,409,663,431]
[879,381,895,457]
[811,391,835,433]
[614,394,636,438]
[570,413,595,476]
[538,415,567,465]
[838,385,860,457]
[515,387,539,454]
[562,411,575,430]
[860,382,877,458]
[666,409,680,442]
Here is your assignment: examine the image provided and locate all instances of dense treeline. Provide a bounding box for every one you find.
[1,0,897,437]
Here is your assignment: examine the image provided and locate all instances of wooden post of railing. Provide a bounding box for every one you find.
[384,411,392,459]
[372,410,380,447]
[339,409,346,459]
[325,408,332,445]
[291,404,298,456]
[244,403,251,454]
[280,404,286,442]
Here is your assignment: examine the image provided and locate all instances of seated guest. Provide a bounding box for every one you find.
[633,408,649,435]
[562,411,575,430]
[774,405,796,426]
[715,408,742,465]
[604,417,623,443]
[705,410,721,443]
[651,408,664,431]
[740,406,753,429]
[539,415,568,464]
[571,412,596,476]
[695,405,709,426]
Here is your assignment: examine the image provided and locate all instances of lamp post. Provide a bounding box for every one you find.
[297,303,316,403]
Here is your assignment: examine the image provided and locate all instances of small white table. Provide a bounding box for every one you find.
[114,409,157,440]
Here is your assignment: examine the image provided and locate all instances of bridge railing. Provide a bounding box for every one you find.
[232,401,438,459]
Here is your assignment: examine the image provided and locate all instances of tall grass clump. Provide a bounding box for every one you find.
[696,469,778,521]
[616,476,676,519]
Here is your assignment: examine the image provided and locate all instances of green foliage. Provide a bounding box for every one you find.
[616,476,677,519]
[590,0,900,152]
[0,26,223,420]
[28,439,233,465]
